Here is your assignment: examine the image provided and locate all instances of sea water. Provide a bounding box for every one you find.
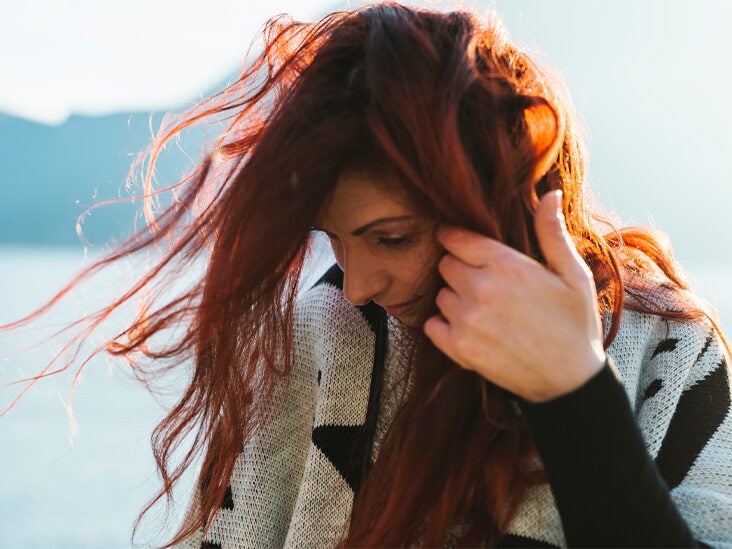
[0,247,182,548]
[0,246,729,548]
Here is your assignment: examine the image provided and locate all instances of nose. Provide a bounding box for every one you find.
[341,253,389,307]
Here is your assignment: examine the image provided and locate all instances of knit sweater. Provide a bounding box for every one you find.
[178,265,732,548]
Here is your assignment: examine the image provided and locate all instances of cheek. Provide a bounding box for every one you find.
[400,242,442,289]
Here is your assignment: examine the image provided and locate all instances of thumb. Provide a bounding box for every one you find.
[535,190,589,284]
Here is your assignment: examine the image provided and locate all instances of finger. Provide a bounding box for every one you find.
[435,225,513,268]
[423,315,461,364]
[534,190,591,286]
[437,254,484,294]
[434,286,462,323]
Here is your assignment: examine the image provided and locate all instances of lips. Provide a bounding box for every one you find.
[381,295,422,317]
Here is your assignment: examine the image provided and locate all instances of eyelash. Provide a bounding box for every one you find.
[376,236,415,249]
[317,231,417,250]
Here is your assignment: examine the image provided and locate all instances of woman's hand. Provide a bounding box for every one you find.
[423,191,606,403]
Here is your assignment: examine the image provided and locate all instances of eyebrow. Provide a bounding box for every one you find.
[311,215,418,236]
[314,215,417,237]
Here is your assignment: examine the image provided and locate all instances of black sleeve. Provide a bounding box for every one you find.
[519,358,702,548]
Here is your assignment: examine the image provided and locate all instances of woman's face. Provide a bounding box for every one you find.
[314,172,442,326]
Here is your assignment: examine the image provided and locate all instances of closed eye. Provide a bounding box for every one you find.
[376,236,414,248]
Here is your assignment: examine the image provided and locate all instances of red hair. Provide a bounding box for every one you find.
[3,3,726,546]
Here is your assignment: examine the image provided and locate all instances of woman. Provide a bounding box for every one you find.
[7,2,731,547]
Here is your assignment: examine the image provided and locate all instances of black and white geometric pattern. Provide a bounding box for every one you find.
[178,265,732,548]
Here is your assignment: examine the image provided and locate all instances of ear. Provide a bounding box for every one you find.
[523,102,564,185]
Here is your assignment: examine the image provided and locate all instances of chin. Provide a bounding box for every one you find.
[393,310,424,328]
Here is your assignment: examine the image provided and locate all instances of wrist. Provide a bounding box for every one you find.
[524,349,606,404]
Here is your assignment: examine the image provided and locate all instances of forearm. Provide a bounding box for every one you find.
[519,358,701,548]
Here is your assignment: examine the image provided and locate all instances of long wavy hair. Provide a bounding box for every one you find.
[3,3,725,547]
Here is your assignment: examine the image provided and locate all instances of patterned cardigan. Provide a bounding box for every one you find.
[178,265,732,548]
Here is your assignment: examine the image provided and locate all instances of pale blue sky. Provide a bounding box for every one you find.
[1,0,730,263]
[490,0,732,266]
[0,0,338,124]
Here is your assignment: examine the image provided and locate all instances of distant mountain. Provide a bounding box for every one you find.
[0,110,207,247]
[1,52,730,265]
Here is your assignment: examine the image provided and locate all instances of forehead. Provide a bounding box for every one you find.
[316,172,414,229]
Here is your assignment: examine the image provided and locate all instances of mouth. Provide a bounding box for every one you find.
[380,295,423,317]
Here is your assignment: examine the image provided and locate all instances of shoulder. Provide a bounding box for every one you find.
[295,264,353,332]
[609,309,728,409]
[295,263,384,344]
[609,310,732,545]
[610,307,731,465]
[293,264,382,390]
[293,263,383,427]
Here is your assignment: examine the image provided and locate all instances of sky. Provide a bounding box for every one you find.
[1,0,731,263]
[0,0,339,125]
